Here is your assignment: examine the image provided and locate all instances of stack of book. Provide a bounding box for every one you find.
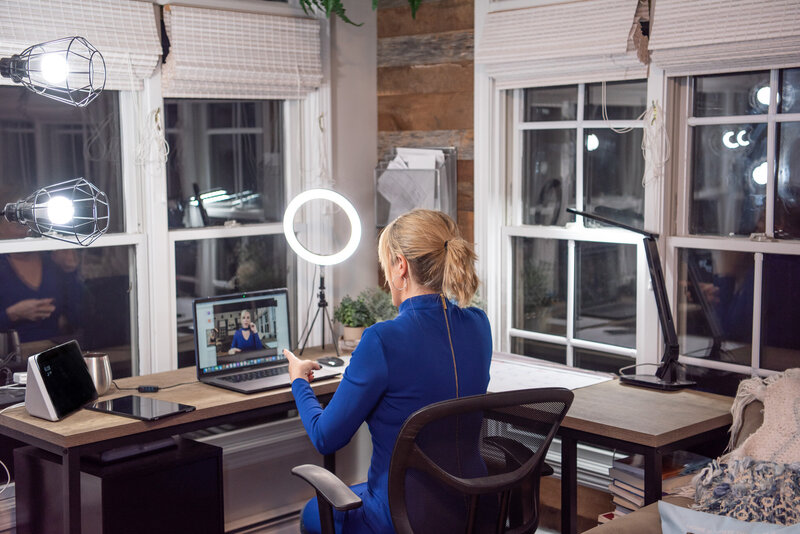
[0,482,15,533]
[599,450,711,523]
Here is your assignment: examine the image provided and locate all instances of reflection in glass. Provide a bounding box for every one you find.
[510,337,565,366]
[690,123,767,236]
[583,128,644,227]
[521,129,575,226]
[584,80,647,120]
[761,254,800,371]
[780,68,800,114]
[175,234,293,367]
[693,71,770,117]
[574,348,633,374]
[511,237,567,335]
[676,249,752,366]
[776,121,800,239]
[523,85,577,122]
[165,100,284,229]
[0,86,124,238]
[0,246,136,378]
[575,242,636,348]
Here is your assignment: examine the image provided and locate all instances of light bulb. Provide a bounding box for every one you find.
[722,131,738,149]
[40,53,69,84]
[756,86,771,107]
[586,134,599,152]
[752,162,768,186]
[47,196,74,225]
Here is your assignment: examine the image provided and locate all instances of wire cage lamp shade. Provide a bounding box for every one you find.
[0,36,106,108]
[2,178,109,246]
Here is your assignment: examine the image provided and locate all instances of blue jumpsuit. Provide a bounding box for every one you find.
[292,293,493,534]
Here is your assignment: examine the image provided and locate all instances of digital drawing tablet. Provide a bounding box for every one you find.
[85,395,195,421]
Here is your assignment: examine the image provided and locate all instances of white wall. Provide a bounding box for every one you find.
[329,1,379,305]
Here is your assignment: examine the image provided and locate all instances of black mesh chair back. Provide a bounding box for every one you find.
[388,388,573,534]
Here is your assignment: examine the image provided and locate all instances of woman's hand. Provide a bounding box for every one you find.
[228,348,241,355]
[250,324,258,334]
[6,298,56,322]
[284,349,320,383]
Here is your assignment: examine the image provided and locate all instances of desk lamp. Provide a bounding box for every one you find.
[2,178,109,246]
[567,208,695,390]
[283,189,361,357]
[0,36,105,108]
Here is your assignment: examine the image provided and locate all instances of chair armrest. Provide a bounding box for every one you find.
[291,464,363,512]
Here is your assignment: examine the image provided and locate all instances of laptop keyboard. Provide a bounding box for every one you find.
[220,366,288,383]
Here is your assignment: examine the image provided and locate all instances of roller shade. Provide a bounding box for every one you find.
[476,0,647,90]
[161,5,323,100]
[649,0,800,75]
[0,0,161,91]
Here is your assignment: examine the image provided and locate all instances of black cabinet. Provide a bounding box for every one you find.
[15,438,223,534]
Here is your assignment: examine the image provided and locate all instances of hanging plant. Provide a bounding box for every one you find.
[299,0,422,26]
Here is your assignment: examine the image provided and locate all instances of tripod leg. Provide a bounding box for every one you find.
[322,307,341,357]
[299,306,323,355]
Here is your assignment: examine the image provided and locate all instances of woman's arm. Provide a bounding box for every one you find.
[291,328,389,455]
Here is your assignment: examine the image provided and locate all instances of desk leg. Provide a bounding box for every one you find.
[560,436,578,534]
[643,450,662,505]
[61,449,81,534]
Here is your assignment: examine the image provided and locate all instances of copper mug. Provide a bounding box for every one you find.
[83,352,112,395]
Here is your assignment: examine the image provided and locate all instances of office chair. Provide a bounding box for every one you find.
[292,387,574,534]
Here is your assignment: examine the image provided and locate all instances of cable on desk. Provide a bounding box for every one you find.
[0,402,24,414]
[112,380,196,393]
[0,458,9,498]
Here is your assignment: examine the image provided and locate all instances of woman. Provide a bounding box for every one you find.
[228,310,264,354]
[285,209,492,534]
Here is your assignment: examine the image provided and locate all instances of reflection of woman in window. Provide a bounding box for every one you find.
[228,310,263,354]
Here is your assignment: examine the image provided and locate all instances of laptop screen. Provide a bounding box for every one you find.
[192,289,291,377]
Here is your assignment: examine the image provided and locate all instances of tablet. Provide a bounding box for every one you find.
[85,395,195,421]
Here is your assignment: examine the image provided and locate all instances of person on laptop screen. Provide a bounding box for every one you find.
[228,310,264,354]
[285,209,493,534]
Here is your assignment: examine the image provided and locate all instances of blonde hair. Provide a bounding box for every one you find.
[378,209,479,307]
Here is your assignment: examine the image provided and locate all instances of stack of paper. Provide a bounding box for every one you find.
[377,148,445,221]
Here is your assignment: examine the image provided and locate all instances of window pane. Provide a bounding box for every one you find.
[776,121,800,239]
[574,347,632,374]
[583,128,644,227]
[780,68,800,114]
[523,86,577,122]
[175,234,293,368]
[0,87,124,239]
[165,100,284,229]
[0,246,136,378]
[676,249,752,366]
[693,71,771,117]
[510,338,566,366]
[690,123,767,236]
[584,80,647,120]
[575,241,636,348]
[761,254,800,372]
[511,237,567,335]
[521,129,575,226]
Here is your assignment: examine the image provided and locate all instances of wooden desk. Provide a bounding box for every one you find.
[558,380,732,534]
[0,365,342,534]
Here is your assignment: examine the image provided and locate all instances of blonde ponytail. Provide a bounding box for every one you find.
[378,209,480,307]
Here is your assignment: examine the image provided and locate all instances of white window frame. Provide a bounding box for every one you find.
[7,0,336,376]
[666,69,800,378]
[502,84,648,367]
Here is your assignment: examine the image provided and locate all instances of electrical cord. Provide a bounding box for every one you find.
[0,402,24,414]
[0,458,9,498]
[112,381,196,393]
[294,264,319,350]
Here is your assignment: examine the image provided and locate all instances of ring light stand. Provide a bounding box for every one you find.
[283,189,362,357]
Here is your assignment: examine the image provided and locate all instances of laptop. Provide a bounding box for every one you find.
[193,288,342,394]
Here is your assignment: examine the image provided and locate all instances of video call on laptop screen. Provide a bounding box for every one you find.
[193,289,291,375]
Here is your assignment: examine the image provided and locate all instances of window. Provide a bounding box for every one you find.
[0,86,138,378]
[165,99,295,368]
[670,68,800,377]
[506,80,647,373]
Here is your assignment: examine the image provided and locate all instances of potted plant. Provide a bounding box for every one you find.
[333,295,373,341]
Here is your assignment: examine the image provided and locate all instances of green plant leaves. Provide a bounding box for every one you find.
[299,0,420,26]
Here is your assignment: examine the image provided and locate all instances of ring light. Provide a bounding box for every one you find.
[283,188,361,266]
